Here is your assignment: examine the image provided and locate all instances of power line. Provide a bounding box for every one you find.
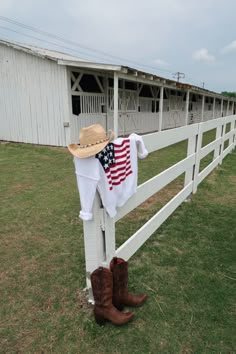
[0,15,174,75]
[0,16,129,62]
[172,72,185,82]
[0,25,113,62]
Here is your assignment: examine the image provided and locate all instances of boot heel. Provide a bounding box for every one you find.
[95,315,106,326]
[94,308,106,326]
[114,302,124,311]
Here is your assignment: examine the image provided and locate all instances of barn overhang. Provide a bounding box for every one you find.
[57,58,235,103]
[65,66,235,139]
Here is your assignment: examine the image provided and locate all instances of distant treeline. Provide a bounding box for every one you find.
[221,91,236,98]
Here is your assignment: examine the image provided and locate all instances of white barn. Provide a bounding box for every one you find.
[0,39,235,146]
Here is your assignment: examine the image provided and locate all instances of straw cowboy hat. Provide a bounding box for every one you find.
[68,124,115,158]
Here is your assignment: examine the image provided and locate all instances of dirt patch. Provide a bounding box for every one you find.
[11,183,35,193]
[139,180,183,211]
[122,179,184,224]
[76,289,93,313]
[229,175,236,182]
[173,246,184,255]
[205,170,218,185]
[212,194,236,205]
[152,240,161,247]
[0,141,10,145]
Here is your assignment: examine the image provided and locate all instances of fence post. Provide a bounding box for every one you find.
[185,90,190,125]
[103,212,116,267]
[159,86,164,132]
[214,118,224,161]
[219,118,226,165]
[234,117,236,148]
[83,192,106,303]
[228,117,234,152]
[184,134,197,195]
[193,123,202,194]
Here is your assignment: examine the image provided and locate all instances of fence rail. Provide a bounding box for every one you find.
[81,115,236,302]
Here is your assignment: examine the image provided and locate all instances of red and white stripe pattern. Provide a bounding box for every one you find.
[96,139,133,191]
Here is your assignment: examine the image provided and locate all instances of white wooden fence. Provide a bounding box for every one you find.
[81,115,236,302]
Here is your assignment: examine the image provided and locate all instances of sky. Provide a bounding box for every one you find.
[0,0,236,93]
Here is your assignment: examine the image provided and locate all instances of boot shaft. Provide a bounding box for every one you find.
[91,267,113,307]
[110,258,128,293]
[110,257,148,308]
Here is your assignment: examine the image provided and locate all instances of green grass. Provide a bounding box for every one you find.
[0,139,235,353]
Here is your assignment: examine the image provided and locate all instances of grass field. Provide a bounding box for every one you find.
[0,139,235,353]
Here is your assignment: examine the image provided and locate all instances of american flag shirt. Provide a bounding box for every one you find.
[73,134,148,221]
[95,139,132,191]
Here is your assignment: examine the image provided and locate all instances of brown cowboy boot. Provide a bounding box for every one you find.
[91,267,134,325]
[110,257,147,310]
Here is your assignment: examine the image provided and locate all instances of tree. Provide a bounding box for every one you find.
[221,91,236,98]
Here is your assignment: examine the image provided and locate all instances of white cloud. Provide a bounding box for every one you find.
[192,48,215,62]
[221,40,236,54]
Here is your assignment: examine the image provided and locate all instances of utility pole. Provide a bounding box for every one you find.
[173,72,185,82]
[201,82,205,89]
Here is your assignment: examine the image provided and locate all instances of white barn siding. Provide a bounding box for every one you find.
[71,112,160,139]
[0,45,71,146]
[108,112,160,135]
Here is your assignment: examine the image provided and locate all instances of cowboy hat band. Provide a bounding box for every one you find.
[79,137,110,148]
[68,124,115,158]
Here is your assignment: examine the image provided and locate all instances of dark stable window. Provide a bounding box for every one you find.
[72,96,81,115]
[125,81,137,90]
[79,74,102,93]
[108,78,123,88]
[139,85,152,97]
[163,89,168,100]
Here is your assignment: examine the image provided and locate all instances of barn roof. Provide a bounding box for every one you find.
[0,38,234,100]
[0,38,88,63]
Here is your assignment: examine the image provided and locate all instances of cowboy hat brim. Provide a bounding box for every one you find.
[68,131,115,158]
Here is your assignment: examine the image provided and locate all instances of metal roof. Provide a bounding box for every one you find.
[0,38,88,63]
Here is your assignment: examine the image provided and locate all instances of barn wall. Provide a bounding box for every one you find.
[0,45,71,146]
